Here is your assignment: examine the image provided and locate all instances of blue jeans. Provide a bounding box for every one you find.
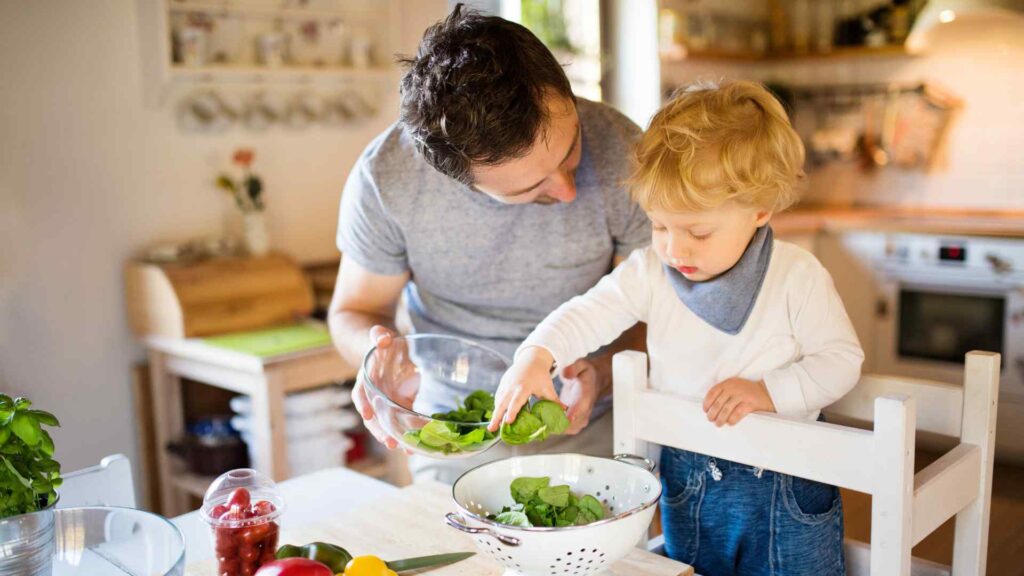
[660,446,845,576]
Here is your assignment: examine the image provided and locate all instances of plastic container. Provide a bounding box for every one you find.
[200,469,285,576]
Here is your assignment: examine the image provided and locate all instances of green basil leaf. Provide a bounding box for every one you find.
[11,413,41,446]
[0,427,10,445]
[40,430,55,457]
[14,398,31,411]
[28,410,59,427]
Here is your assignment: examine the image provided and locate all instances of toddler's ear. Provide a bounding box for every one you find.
[755,209,773,227]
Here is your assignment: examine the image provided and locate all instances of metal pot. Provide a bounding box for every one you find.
[0,495,59,576]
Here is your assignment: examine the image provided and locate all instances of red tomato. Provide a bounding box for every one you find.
[239,544,259,562]
[218,558,240,576]
[253,558,333,576]
[227,488,251,510]
[251,500,276,517]
[211,504,230,519]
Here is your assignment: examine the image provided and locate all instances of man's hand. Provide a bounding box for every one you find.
[558,359,600,435]
[702,378,776,427]
[352,325,401,449]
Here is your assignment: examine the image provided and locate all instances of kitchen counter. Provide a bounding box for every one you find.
[773,205,1024,239]
[183,479,693,576]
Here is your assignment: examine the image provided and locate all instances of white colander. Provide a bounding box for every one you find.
[445,453,661,576]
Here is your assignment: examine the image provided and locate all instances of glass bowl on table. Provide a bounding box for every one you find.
[361,334,510,458]
[51,506,186,576]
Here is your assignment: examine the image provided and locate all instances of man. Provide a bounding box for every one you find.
[329,4,649,483]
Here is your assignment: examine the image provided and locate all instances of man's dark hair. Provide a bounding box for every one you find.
[398,4,574,185]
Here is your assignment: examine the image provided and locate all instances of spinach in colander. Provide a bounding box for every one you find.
[487,476,606,528]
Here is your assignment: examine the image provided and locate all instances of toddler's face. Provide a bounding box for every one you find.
[648,203,771,282]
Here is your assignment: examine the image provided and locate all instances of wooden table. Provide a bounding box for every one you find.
[147,333,359,516]
[184,481,693,576]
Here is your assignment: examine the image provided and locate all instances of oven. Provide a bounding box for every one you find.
[842,231,1024,462]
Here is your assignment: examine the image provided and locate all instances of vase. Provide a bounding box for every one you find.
[0,496,58,576]
[242,211,270,257]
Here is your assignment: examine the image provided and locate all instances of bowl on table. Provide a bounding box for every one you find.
[52,506,185,576]
[445,453,662,576]
[361,334,510,458]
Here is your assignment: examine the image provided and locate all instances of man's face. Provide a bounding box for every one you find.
[469,94,582,205]
[649,203,772,282]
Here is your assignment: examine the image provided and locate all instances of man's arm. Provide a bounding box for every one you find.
[328,257,409,369]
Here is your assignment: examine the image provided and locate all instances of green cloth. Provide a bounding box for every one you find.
[202,323,332,357]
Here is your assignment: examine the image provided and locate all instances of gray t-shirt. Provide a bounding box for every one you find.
[336,98,651,361]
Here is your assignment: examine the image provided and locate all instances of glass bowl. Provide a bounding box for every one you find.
[361,334,510,458]
[52,506,185,576]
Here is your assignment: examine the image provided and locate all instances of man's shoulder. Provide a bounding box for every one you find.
[359,121,420,173]
[577,98,641,144]
[354,121,441,209]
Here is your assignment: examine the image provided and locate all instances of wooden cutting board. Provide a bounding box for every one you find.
[185,481,693,576]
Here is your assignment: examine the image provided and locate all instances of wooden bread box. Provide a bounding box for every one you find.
[124,253,314,338]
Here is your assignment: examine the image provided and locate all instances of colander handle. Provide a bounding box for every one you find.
[445,513,521,546]
[614,453,656,472]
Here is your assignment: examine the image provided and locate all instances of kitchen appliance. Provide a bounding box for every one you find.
[445,453,661,576]
[841,230,1024,462]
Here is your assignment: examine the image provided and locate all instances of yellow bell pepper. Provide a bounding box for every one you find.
[343,555,394,576]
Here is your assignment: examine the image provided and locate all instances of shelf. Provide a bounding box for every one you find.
[662,43,915,64]
[167,0,386,21]
[172,471,216,498]
[169,64,396,84]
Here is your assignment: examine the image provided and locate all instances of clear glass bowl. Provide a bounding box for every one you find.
[362,334,510,458]
[52,506,185,576]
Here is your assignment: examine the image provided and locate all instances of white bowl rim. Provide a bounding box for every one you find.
[360,333,511,425]
[450,452,663,533]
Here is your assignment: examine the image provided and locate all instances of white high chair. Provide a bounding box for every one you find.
[613,350,1000,576]
[57,453,137,509]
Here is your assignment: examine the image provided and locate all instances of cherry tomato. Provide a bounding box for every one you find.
[252,558,333,576]
[227,487,251,510]
[251,500,276,517]
[211,504,230,519]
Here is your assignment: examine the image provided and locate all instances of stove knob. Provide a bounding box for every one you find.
[986,253,1013,274]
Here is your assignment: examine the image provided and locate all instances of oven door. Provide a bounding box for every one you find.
[874,280,1006,382]
[874,276,1024,462]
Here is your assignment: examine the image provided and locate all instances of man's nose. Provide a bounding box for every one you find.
[548,171,577,203]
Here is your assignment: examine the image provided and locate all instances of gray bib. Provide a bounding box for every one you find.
[664,225,773,335]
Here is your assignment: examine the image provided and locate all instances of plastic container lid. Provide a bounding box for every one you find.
[199,468,285,528]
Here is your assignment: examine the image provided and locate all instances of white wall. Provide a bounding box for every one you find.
[659,13,1024,209]
[0,0,446,492]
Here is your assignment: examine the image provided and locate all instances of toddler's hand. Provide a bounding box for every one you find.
[488,346,564,432]
[703,378,776,427]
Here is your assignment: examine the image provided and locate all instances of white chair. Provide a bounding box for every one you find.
[57,453,137,509]
[614,350,1000,576]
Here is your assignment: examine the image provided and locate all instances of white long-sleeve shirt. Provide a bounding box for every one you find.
[520,241,865,419]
